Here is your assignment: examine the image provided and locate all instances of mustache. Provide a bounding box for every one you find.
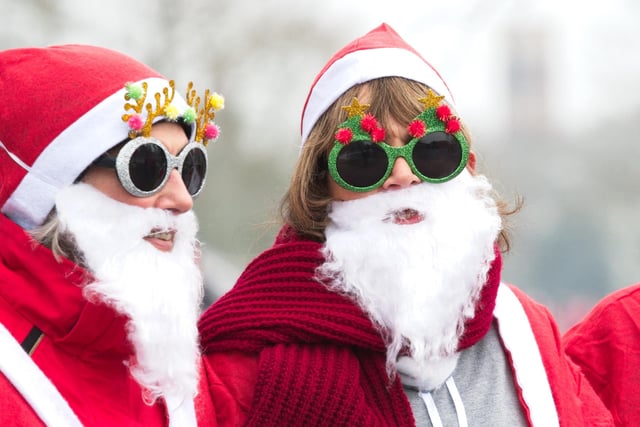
[328,170,494,227]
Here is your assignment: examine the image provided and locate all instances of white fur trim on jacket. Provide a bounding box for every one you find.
[0,323,83,427]
[494,284,559,427]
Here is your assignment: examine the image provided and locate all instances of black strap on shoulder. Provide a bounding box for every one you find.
[21,326,44,355]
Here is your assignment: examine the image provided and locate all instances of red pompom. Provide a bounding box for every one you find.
[127,114,144,131]
[335,128,353,144]
[445,118,461,134]
[436,105,452,122]
[407,120,426,138]
[371,127,385,142]
[360,114,378,132]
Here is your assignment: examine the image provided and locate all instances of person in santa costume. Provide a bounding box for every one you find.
[563,284,640,426]
[0,44,224,426]
[195,23,612,427]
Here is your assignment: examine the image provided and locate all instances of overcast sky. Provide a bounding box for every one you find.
[340,0,640,134]
[4,0,638,136]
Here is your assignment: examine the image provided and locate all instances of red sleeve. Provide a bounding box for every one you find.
[563,285,640,426]
[0,373,46,427]
[508,285,613,427]
[196,351,258,427]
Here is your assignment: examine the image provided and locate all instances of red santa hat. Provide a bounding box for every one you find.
[0,44,192,230]
[301,23,455,145]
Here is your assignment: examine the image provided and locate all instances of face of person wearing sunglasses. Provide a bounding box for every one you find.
[328,118,423,202]
[327,93,475,203]
[81,122,194,251]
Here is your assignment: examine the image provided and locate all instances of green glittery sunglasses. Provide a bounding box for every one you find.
[328,92,470,193]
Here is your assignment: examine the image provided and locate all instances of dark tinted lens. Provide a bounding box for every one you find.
[412,132,462,179]
[336,140,388,188]
[129,143,167,191]
[182,148,207,195]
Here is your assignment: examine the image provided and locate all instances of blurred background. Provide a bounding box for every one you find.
[3,0,639,330]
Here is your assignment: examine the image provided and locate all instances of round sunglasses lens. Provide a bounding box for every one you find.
[129,143,167,192]
[182,148,207,195]
[336,140,388,188]
[412,132,462,179]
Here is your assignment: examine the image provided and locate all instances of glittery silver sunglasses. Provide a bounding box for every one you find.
[93,136,208,198]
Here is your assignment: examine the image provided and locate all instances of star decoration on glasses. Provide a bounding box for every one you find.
[341,97,371,118]
[418,89,445,110]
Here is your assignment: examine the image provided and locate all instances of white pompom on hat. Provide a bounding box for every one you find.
[300,23,455,145]
[0,44,191,229]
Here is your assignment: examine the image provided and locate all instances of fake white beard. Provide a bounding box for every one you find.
[55,183,203,405]
[318,171,501,387]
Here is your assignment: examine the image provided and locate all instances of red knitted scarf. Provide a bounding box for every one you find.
[199,227,502,427]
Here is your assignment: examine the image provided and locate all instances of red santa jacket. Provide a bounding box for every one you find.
[0,214,173,426]
[195,228,613,427]
[564,284,640,426]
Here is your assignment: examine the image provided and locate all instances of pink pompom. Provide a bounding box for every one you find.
[204,123,220,140]
[128,114,144,131]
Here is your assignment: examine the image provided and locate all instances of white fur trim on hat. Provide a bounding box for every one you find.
[301,47,455,145]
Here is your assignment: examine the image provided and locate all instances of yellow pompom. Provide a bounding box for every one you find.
[164,104,180,121]
[208,93,225,110]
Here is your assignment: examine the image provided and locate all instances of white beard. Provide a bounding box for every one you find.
[317,170,501,390]
[55,183,203,406]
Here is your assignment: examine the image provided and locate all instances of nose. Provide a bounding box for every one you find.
[156,169,193,213]
[381,157,421,190]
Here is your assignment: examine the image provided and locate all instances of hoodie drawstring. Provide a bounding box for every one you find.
[419,377,468,427]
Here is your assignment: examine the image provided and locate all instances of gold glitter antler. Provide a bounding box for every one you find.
[122,80,177,138]
[185,82,223,146]
[142,81,176,137]
[186,82,205,142]
[185,81,199,112]
[121,80,223,145]
[146,82,176,133]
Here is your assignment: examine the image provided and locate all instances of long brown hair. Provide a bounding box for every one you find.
[280,77,519,251]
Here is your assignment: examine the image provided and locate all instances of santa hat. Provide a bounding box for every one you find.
[0,44,192,230]
[301,23,455,145]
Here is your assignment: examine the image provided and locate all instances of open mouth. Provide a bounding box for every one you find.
[145,228,176,241]
[144,228,177,251]
[383,208,425,225]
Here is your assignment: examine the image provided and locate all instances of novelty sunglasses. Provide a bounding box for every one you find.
[328,132,469,192]
[327,94,469,192]
[93,136,208,198]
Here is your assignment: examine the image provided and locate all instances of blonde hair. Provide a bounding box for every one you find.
[29,209,84,264]
[280,77,519,251]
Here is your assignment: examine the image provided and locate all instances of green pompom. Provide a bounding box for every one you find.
[126,83,143,100]
[183,107,196,123]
